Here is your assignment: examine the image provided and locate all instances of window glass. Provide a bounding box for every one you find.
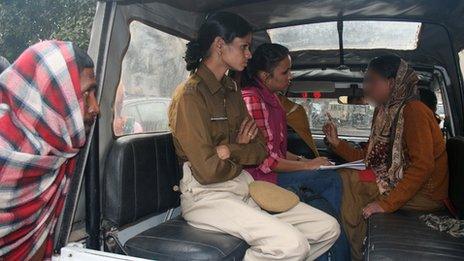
[343,21,421,50]
[121,105,140,122]
[289,98,375,137]
[418,86,446,130]
[114,21,189,136]
[268,21,421,51]
[267,22,338,51]
[435,91,445,129]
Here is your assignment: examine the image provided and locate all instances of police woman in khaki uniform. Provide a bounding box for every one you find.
[168,12,340,260]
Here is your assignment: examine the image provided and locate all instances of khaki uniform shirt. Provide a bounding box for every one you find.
[169,64,268,185]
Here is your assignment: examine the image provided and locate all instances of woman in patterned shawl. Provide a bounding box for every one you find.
[323,55,449,260]
[0,40,99,260]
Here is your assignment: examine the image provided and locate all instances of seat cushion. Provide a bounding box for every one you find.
[124,216,249,260]
[366,210,464,260]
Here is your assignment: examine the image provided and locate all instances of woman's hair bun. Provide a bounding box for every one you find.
[185,40,203,72]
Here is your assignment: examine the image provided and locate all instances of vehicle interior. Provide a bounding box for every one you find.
[55,0,464,260]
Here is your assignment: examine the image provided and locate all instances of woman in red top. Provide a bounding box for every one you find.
[241,43,350,261]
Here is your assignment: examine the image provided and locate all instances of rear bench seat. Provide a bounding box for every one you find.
[103,133,248,260]
[365,136,464,260]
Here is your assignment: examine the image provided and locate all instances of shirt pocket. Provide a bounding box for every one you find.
[210,115,228,145]
[226,104,243,141]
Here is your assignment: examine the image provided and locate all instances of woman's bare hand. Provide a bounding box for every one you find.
[362,202,385,219]
[323,114,340,147]
[236,117,259,144]
[216,145,231,160]
[303,157,332,170]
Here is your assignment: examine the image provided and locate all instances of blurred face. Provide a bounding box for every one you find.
[80,67,100,134]
[363,69,394,105]
[261,55,292,93]
[220,33,252,71]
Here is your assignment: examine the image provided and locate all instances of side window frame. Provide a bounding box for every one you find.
[459,49,464,87]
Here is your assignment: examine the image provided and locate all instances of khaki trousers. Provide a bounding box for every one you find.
[180,163,340,261]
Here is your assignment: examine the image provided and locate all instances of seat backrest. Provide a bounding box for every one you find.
[447,136,464,218]
[103,133,182,227]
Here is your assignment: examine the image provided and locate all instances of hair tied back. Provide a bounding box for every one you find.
[185,40,203,72]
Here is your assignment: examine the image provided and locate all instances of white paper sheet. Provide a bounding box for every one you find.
[319,160,366,170]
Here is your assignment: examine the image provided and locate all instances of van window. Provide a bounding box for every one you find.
[268,21,421,51]
[113,21,189,136]
[289,97,375,137]
[268,22,339,51]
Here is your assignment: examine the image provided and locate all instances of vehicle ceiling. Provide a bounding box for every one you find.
[111,0,463,78]
[113,0,464,50]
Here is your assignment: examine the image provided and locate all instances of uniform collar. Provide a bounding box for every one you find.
[196,63,237,94]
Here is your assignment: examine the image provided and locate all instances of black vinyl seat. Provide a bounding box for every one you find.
[124,216,248,260]
[103,133,248,260]
[366,210,464,260]
[447,136,464,219]
[365,136,464,260]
